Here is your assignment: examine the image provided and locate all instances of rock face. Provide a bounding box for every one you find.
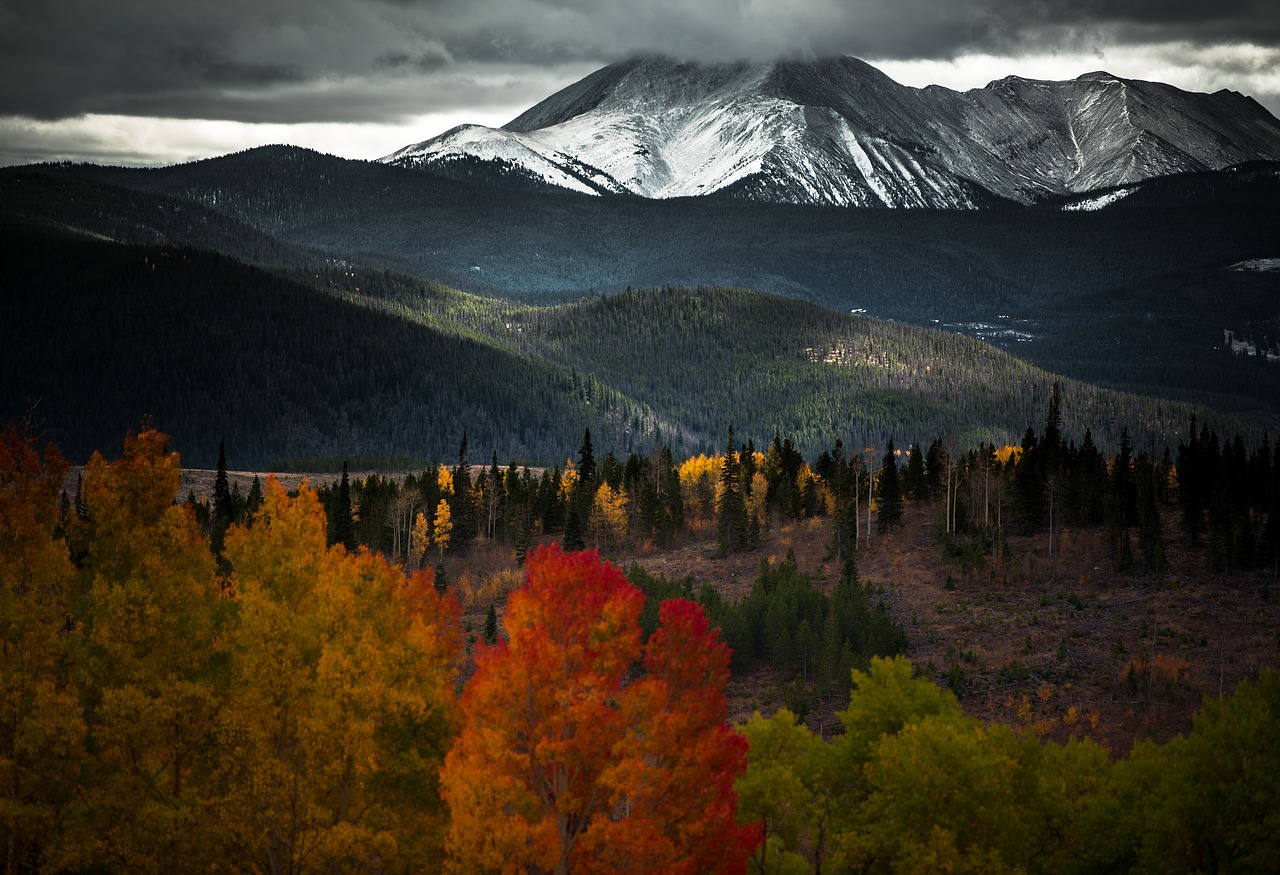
[382,56,1280,208]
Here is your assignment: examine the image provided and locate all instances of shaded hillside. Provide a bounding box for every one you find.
[0,220,647,468]
[31,151,1279,322]
[0,168,315,268]
[1,208,1263,468]
[16,153,1280,428]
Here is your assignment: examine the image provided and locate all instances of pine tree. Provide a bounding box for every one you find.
[245,474,263,521]
[577,428,596,492]
[877,438,903,533]
[212,438,235,554]
[484,601,498,644]
[903,442,925,500]
[562,504,586,552]
[451,434,477,552]
[515,512,536,566]
[330,461,356,551]
[1113,426,1137,529]
[657,446,682,545]
[1137,458,1168,577]
[213,439,234,522]
[1014,427,1044,535]
[716,426,747,554]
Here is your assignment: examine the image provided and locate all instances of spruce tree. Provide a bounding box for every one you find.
[562,505,585,552]
[577,428,596,492]
[451,434,477,552]
[1113,426,1137,529]
[245,475,263,521]
[1014,427,1044,535]
[333,461,356,551]
[877,438,903,533]
[484,602,498,645]
[211,438,235,554]
[903,442,925,500]
[716,426,747,554]
[1137,459,1168,577]
[213,439,234,531]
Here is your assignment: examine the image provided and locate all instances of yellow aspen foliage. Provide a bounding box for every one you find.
[437,464,453,496]
[0,430,85,872]
[588,481,629,548]
[558,457,578,503]
[218,479,461,873]
[74,429,226,871]
[433,498,453,559]
[410,510,430,567]
[994,445,1022,466]
[678,453,721,523]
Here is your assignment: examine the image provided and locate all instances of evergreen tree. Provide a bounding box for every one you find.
[1113,426,1137,529]
[562,504,586,552]
[830,452,857,562]
[210,439,236,555]
[515,513,536,566]
[903,442,925,500]
[716,426,748,554]
[73,472,87,521]
[924,438,946,501]
[245,475,264,521]
[1014,427,1043,535]
[484,601,498,645]
[1137,456,1168,576]
[877,438,903,533]
[332,461,356,551]
[434,562,449,596]
[451,434,477,552]
[213,439,233,527]
[577,428,596,492]
[657,446,683,545]
[210,438,235,554]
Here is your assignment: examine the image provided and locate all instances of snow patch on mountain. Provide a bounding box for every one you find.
[382,56,1280,209]
[1229,258,1280,272]
[1062,187,1136,211]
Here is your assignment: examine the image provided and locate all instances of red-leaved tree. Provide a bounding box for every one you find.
[441,544,760,874]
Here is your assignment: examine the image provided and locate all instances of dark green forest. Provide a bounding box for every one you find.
[7,153,1279,425]
[2,214,1258,470]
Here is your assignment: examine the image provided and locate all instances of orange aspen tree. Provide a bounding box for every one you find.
[440,545,760,874]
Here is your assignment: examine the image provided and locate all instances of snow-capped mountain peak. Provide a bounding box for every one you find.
[382,56,1280,209]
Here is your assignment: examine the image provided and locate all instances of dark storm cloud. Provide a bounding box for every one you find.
[0,0,1275,125]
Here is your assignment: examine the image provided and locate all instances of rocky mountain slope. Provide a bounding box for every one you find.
[384,56,1280,208]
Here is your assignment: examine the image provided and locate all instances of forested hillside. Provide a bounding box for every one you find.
[0,220,634,467]
[2,217,1254,469]
[10,155,1279,423]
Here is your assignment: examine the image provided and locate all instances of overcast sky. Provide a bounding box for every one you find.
[2,0,1277,167]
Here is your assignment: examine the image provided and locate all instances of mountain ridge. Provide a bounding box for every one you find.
[384,55,1280,207]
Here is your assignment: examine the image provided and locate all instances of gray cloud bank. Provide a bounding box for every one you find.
[2,0,1277,127]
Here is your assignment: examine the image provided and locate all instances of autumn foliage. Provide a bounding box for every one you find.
[6,426,1278,874]
[441,544,761,874]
